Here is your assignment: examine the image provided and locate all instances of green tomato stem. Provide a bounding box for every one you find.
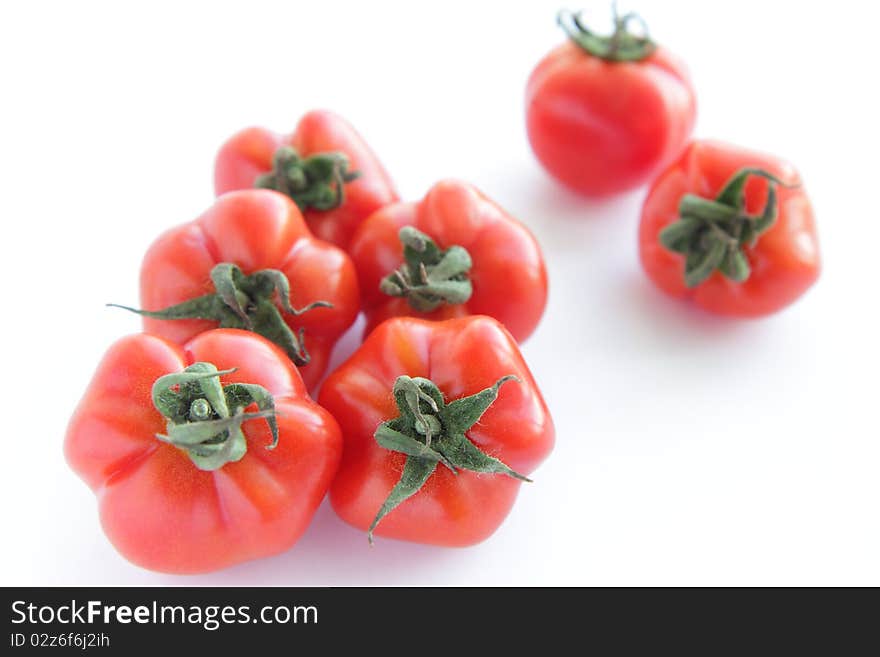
[659,168,800,288]
[254,145,361,212]
[368,375,528,544]
[150,362,278,471]
[379,227,473,313]
[557,4,656,62]
[109,263,331,366]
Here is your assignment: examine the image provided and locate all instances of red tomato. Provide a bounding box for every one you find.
[65,329,342,573]
[348,179,548,342]
[639,140,821,317]
[214,109,398,249]
[319,316,554,546]
[526,9,696,197]
[127,190,359,391]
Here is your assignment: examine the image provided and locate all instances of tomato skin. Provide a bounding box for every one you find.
[526,41,696,197]
[639,141,821,317]
[349,180,548,342]
[318,316,554,546]
[139,190,359,391]
[214,110,399,249]
[64,329,342,574]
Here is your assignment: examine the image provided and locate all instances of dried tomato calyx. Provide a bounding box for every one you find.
[659,168,800,288]
[151,362,278,471]
[255,145,360,212]
[109,263,331,366]
[379,227,473,313]
[557,6,656,62]
[368,375,529,544]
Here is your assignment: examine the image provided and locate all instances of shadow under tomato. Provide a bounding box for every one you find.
[613,270,762,343]
[153,500,466,585]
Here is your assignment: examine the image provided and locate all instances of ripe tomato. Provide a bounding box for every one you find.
[526,9,696,197]
[65,329,342,573]
[319,316,554,546]
[348,179,548,342]
[115,190,359,391]
[639,140,821,317]
[214,109,398,249]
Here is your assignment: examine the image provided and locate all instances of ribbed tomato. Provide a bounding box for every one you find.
[319,316,554,546]
[214,109,398,249]
[114,190,359,391]
[639,140,820,317]
[65,330,342,573]
[348,180,547,342]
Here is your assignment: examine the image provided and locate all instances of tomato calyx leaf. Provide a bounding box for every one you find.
[369,375,529,544]
[255,145,360,212]
[379,226,473,312]
[151,362,278,471]
[557,5,656,62]
[658,168,799,288]
[109,263,331,366]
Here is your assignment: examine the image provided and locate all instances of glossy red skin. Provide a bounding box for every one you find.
[349,180,548,342]
[639,141,821,317]
[65,330,342,574]
[319,316,554,547]
[139,190,359,391]
[214,109,399,250]
[526,41,696,197]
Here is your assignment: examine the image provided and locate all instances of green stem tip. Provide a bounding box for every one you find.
[658,168,800,288]
[151,362,278,471]
[368,374,528,544]
[255,145,360,212]
[557,4,656,62]
[109,263,331,366]
[379,227,473,313]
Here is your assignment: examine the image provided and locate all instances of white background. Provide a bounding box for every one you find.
[1,0,878,586]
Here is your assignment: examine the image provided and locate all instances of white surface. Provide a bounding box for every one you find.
[1,0,877,586]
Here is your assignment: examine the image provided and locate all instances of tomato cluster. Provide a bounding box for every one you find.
[67,108,552,573]
[65,6,819,574]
